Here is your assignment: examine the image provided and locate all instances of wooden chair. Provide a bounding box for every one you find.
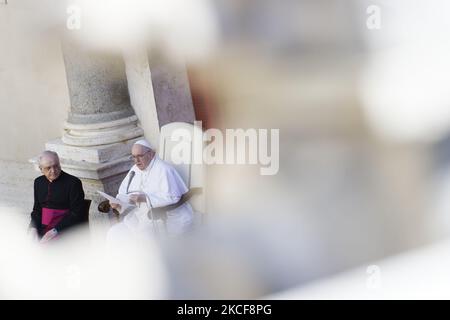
[80,199,91,224]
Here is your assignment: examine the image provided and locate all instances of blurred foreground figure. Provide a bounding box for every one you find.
[0,211,168,299]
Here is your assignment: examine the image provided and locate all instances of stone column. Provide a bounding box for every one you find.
[123,51,197,149]
[45,34,144,230]
[149,62,196,128]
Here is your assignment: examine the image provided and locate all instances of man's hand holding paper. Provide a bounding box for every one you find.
[97,191,136,213]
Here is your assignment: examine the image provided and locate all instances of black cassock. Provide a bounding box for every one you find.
[30,171,85,237]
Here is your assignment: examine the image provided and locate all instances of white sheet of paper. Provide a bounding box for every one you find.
[97,190,136,211]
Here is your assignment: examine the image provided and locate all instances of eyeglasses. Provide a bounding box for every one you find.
[130,151,151,161]
[40,164,61,172]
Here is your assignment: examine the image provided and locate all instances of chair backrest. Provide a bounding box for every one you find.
[81,199,91,223]
[158,122,205,214]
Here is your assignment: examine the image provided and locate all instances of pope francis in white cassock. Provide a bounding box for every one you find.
[107,139,193,242]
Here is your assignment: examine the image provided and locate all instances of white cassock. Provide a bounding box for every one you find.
[107,156,193,242]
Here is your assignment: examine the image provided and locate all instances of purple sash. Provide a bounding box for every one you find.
[42,207,68,234]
